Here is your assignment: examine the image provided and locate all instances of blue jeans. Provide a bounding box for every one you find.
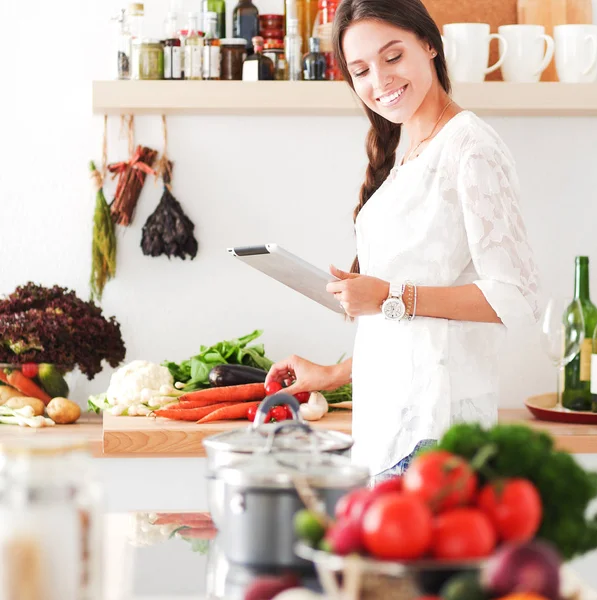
[369,439,437,486]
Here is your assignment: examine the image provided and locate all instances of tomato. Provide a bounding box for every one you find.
[334,487,373,522]
[431,508,497,560]
[362,493,433,560]
[403,450,477,512]
[246,405,258,422]
[264,381,283,396]
[271,406,289,422]
[264,409,274,423]
[371,476,402,497]
[294,391,310,404]
[284,404,295,419]
[21,363,39,379]
[477,479,542,542]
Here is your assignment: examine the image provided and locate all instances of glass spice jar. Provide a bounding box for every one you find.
[132,38,164,80]
[220,38,247,80]
[0,439,103,600]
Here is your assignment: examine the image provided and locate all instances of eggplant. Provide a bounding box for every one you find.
[209,364,268,387]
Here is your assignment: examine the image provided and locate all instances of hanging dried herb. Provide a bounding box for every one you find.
[89,160,117,301]
[141,160,198,260]
[108,144,157,226]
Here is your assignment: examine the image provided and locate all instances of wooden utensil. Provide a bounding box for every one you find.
[423,0,518,81]
[517,0,593,80]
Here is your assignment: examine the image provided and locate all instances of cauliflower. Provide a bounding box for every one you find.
[106,360,174,408]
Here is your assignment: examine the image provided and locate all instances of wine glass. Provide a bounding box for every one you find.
[540,297,585,409]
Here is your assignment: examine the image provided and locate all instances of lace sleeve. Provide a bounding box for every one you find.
[458,144,541,328]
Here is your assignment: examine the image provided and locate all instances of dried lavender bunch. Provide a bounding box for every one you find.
[0,283,126,379]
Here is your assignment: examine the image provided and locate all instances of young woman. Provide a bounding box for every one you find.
[265,0,540,482]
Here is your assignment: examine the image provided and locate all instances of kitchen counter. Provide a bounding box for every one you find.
[102,511,596,600]
[1,407,596,457]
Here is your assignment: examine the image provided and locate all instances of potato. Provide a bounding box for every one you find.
[5,396,45,416]
[46,397,81,424]
[0,386,22,405]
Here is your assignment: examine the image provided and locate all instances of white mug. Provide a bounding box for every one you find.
[498,25,554,82]
[554,24,597,83]
[442,23,508,83]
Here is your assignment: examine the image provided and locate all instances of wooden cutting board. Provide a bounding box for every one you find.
[518,0,594,80]
[423,0,518,81]
[102,411,353,455]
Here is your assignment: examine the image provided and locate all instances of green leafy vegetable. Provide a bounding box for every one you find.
[322,383,352,405]
[437,422,597,561]
[162,330,274,392]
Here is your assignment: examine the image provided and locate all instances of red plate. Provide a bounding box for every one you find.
[524,393,597,425]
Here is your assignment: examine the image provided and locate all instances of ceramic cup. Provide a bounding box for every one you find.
[442,23,508,83]
[498,24,555,82]
[554,24,597,83]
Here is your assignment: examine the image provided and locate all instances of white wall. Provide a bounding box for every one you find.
[1,0,597,409]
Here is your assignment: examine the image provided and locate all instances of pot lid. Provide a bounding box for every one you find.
[203,420,353,454]
[217,450,369,490]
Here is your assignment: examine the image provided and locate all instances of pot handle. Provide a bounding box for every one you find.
[263,420,315,454]
[252,392,302,428]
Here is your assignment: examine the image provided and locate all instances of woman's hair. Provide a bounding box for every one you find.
[332,0,451,273]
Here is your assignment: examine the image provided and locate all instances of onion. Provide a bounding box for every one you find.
[482,540,562,600]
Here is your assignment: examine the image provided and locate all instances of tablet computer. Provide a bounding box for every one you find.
[227,243,343,314]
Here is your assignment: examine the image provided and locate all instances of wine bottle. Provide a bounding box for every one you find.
[591,327,597,412]
[563,256,597,411]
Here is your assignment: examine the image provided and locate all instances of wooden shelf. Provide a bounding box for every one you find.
[92,80,597,117]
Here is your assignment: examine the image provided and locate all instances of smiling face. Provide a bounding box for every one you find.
[342,19,437,124]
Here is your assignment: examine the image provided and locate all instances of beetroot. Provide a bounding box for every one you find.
[482,540,562,600]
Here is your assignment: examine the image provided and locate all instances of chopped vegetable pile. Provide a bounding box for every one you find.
[0,283,126,379]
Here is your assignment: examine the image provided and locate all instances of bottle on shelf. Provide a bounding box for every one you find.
[184,12,204,80]
[203,12,221,80]
[113,8,131,79]
[301,0,318,54]
[202,0,226,39]
[233,0,259,55]
[303,36,326,80]
[128,2,145,78]
[242,36,275,80]
[592,325,597,412]
[563,256,597,411]
[285,17,302,80]
[164,11,182,80]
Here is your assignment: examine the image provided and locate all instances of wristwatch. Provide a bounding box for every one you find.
[381,283,407,321]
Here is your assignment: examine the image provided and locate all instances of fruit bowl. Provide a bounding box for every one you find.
[295,542,485,600]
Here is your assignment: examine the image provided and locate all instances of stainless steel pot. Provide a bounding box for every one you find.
[202,394,354,529]
[216,421,369,569]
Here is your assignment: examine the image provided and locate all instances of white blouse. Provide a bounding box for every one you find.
[350,110,540,477]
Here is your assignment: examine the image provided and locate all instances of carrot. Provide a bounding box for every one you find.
[152,512,212,526]
[177,383,266,409]
[0,370,8,385]
[197,400,261,424]
[6,370,52,404]
[155,402,240,421]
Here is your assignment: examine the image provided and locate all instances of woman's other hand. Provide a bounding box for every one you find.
[265,355,340,395]
[326,265,389,317]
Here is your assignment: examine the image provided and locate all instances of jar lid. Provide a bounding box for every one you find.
[203,420,353,455]
[128,2,144,15]
[217,451,369,489]
[140,38,162,44]
[220,38,248,45]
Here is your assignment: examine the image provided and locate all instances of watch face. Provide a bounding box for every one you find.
[383,298,406,320]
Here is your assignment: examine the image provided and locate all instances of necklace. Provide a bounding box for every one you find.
[403,99,454,164]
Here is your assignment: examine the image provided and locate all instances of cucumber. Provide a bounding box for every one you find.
[37,364,69,398]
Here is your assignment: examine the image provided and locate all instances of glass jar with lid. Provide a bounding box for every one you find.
[132,38,165,80]
[220,38,247,80]
[0,438,103,600]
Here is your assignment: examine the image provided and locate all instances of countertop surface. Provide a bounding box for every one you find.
[1,407,597,457]
[101,511,596,600]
